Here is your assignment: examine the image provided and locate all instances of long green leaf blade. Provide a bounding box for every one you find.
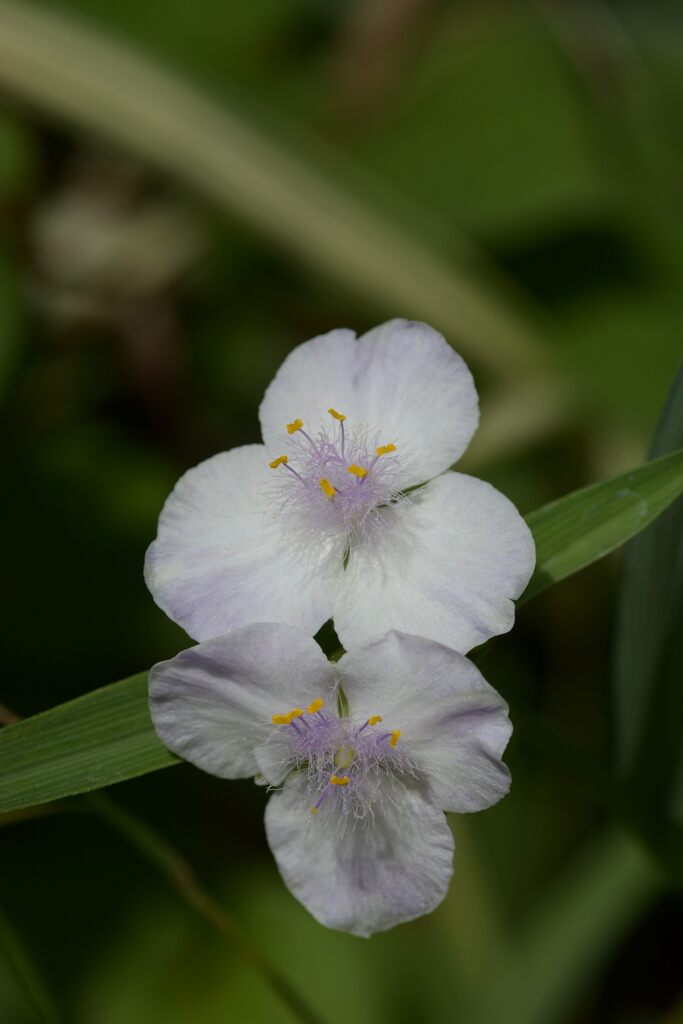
[2,449,683,813]
[0,674,176,813]
[614,364,683,772]
[523,446,683,603]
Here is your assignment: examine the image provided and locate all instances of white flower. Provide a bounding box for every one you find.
[149,624,513,937]
[145,319,535,653]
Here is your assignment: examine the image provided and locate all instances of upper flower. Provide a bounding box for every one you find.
[145,319,535,652]
[149,624,513,936]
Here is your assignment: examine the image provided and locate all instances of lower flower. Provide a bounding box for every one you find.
[149,624,512,937]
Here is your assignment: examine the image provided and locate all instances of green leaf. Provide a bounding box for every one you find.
[0,674,176,814]
[3,448,683,814]
[613,363,683,873]
[522,446,683,604]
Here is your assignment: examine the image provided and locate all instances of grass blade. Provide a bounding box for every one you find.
[523,447,683,603]
[0,674,176,813]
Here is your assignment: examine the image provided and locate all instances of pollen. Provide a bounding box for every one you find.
[367,715,383,726]
[269,455,288,469]
[320,478,336,499]
[328,408,346,422]
[307,698,325,714]
[347,464,367,478]
[310,807,319,815]
[390,729,401,748]
[330,775,350,786]
[376,443,397,457]
[286,418,304,434]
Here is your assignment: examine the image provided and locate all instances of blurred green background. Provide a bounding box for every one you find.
[0,1,682,1022]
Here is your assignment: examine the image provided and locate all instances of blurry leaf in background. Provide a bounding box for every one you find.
[464,829,660,1024]
[0,108,35,398]
[0,245,23,398]
[613,361,683,873]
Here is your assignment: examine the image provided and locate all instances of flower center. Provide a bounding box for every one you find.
[268,408,402,546]
[269,698,410,820]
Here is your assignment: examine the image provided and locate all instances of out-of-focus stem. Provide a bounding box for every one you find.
[0,907,60,1023]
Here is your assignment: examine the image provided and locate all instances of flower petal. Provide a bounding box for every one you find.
[259,329,359,455]
[333,471,535,653]
[258,320,479,489]
[264,775,453,937]
[149,624,336,779]
[339,631,512,812]
[145,445,336,641]
[356,319,479,486]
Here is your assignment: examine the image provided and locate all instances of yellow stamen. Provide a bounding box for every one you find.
[307,698,325,714]
[271,707,304,726]
[347,464,367,478]
[320,478,336,499]
[269,455,288,469]
[328,408,346,422]
[286,418,304,434]
[390,729,401,748]
[330,775,349,786]
[367,715,383,726]
[310,807,319,815]
[376,443,397,457]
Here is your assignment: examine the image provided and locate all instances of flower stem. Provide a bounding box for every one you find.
[87,793,325,1024]
[0,704,325,1024]
[0,906,60,1023]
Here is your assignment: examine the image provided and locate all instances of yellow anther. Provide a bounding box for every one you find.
[367,715,383,726]
[269,455,288,469]
[286,418,304,434]
[328,408,346,422]
[390,729,401,748]
[272,707,303,726]
[307,698,325,714]
[320,478,336,499]
[330,775,350,786]
[376,443,397,457]
[310,807,319,815]
[347,464,367,478]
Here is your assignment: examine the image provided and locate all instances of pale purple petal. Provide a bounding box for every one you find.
[258,320,479,490]
[259,329,359,455]
[333,471,536,653]
[355,319,479,486]
[339,631,512,813]
[145,445,337,641]
[149,624,336,779]
[265,774,454,937]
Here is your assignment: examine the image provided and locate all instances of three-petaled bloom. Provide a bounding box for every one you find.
[149,624,513,936]
[145,319,535,653]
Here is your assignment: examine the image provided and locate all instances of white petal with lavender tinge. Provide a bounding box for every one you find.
[339,631,512,812]
[333,471,535,653]
[145,445,336,641]
[149,623,337,779]
[265,774,454,937]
